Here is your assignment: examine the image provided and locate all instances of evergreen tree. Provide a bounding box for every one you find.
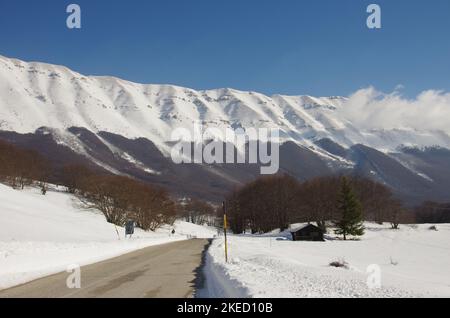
[334,177,365,240]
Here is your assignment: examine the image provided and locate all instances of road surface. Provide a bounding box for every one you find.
[0,239,210,298]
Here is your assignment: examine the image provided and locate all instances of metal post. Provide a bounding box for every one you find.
[223,201,228,263]
[114,224,120,240]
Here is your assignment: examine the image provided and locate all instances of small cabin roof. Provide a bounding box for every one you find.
[290,224,322,233]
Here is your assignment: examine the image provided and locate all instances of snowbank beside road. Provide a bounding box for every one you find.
[0,184,215,290]
[205,224,450,298]
[197,249,250,298]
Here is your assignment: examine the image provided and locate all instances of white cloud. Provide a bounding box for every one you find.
[339,87,450,133]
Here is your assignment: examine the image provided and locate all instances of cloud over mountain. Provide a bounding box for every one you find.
[340,87,450,134]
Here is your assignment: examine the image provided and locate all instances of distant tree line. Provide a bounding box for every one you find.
[226,175,299,234]
[414,202,450,224]
[179,198,219,227]
[57,164,177,231]
[226,174,413,237]
[1,138,449,231]
[0,139,177,231]
[0,140,49,191]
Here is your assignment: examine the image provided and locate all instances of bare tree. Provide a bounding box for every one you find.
[296,176,340,232]
[181,198,216,226]
[0,139,50,189]
[60,164,94,194]
[226,175,301,234]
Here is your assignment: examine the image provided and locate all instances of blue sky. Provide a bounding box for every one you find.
[0,0,449,97]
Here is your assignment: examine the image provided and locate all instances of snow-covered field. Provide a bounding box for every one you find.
[2,181,449,298]
[0,183,215,291]
[204,224,450,298]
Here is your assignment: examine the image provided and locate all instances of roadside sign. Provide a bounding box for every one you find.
[125,221,135,237]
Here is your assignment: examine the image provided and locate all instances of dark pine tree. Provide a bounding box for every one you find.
[334,177,365,240]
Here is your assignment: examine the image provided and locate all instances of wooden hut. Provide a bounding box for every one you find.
[291,224,324,242]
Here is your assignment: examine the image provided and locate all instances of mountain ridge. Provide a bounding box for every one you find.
[2,55,450,204]
[3,54,450,157]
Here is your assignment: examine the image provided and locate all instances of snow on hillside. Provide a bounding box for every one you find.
[0,183,216,290]
[1,55,450,156]
[203,224,450,298]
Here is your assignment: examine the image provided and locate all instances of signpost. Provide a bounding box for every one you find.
[223,202,229,263]
[125,220,135,238]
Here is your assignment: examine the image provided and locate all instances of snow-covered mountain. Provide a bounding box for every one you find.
[1,55,450,204]
[3,55,450,154]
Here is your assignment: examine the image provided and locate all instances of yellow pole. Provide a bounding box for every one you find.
[223,202,228,263]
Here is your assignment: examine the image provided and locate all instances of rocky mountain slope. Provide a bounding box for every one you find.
[1,55,450,203]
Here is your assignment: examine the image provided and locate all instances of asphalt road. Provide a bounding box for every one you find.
[0,239,210,298]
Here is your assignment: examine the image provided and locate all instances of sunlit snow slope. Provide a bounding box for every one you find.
[2,55,450,154]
